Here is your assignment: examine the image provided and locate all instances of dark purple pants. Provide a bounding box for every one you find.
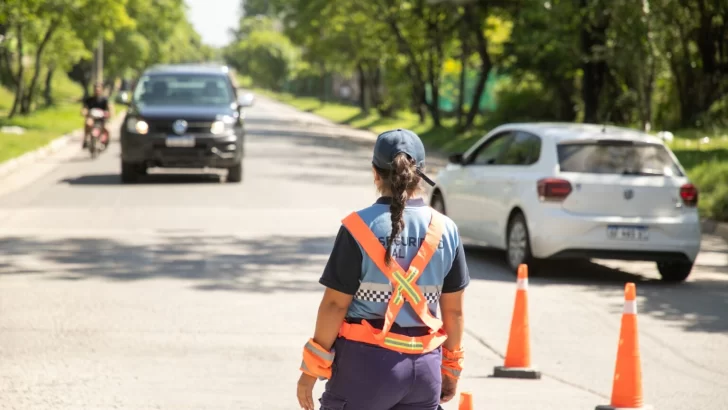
[319,337,442,410]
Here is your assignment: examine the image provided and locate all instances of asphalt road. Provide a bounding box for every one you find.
[0,96,726,410]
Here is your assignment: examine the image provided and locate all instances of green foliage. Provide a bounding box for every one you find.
[0,0,215,116]
[487,74,564,125]
[687,161,728,221]
[225,23,299,91]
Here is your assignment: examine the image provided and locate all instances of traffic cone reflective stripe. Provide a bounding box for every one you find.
[596,282,652,410]
[493,264,540,379]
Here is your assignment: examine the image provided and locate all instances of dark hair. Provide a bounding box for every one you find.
[375,153,421,266]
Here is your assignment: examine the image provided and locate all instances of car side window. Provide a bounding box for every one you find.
[467,132,514,165]
[496,131,542,165]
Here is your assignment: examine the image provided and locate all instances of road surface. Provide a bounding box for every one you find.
[0,96,726,410]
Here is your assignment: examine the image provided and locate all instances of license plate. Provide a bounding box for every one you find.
[165,136,195,147]
[606,225,649,241]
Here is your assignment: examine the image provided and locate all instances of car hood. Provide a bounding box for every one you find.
[130,104,236,121]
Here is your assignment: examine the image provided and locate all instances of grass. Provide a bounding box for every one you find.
[256,88,728,220]
[0,74,85,164]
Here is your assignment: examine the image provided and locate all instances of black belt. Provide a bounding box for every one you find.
[345,318,432,337]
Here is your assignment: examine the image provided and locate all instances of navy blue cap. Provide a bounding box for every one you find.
[372,128,435,186]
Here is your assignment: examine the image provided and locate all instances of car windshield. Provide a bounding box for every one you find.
[132,74,233,107]
[557,140,684,176]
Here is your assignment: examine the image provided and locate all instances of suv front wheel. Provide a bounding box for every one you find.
[227,162,242,183]
[121,161,145,183]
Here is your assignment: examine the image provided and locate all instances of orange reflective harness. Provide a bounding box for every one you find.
[337,211,448,354]
[299,209,464,381]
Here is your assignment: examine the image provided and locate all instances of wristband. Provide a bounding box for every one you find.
[441,346,464,380]
[300,338,335,380]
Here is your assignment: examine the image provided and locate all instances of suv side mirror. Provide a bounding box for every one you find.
[237,92,255,108]
[448,153,464,164]
[115,91,130,105]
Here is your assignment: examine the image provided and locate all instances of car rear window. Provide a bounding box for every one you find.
[557,140,684,176]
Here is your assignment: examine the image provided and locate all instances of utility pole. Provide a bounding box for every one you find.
[96,36,103,85]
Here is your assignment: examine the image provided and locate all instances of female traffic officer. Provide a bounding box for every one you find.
[296,128,470,410]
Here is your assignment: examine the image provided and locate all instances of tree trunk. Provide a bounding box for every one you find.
[555,80,577,122]
[44,65,55,106]
[639,0,655,132]
[0,22,15,87]
[319,69,327,104]
[9,24,24,118]
[580,0,610,124]
[456,27,469,128]
[462,5,491,131]
[357,63,369,113]
[426,53,441,127]
[384,14,429,121]
[372,64,383,112]
[21,20,59,114]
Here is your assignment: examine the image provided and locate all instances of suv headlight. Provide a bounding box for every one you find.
[126,117,148,135]
[210,118,234,135]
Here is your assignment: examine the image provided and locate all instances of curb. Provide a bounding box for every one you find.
[701,219,728,243]
[0,129,82,181]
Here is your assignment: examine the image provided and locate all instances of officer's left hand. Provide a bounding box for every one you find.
[296,372,317,410]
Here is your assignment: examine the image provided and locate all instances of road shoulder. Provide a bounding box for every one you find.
[0,113,125,198]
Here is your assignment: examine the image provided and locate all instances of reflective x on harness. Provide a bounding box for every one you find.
[338,210,448,354]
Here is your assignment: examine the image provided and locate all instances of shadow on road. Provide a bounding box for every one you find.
[59,173,223,185]
[464,245,728,334]
[0,234,332,293]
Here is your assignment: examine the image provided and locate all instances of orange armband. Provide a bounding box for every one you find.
[441,346,464,380]
[300,338,335,380]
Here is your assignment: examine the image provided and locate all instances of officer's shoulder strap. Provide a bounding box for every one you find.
[341,212,397,274]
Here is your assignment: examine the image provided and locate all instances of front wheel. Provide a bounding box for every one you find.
[227,162,243,183]
[506,212,535,273]
[656,261,693,282]
[89,136,98,159]
[121,161,142,184]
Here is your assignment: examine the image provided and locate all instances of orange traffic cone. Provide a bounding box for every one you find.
[458,392,473,410]
[596,283,653,410]
[493,264,541,379]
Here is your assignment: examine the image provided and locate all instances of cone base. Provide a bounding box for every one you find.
[595,404,653,410]
[493,365,541,379]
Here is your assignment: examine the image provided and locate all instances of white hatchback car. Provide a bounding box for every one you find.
[429,122,701,282]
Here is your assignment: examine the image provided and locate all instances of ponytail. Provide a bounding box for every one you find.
[382,153,421,266]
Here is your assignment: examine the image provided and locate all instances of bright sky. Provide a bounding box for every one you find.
[185,0,240,47]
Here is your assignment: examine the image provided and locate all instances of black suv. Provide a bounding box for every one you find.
[119,64,253,183]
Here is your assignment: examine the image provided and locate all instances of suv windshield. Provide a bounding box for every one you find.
[557,140,684,176]
[132,74,233,106]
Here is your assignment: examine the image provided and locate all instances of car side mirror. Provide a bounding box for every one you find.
[448,153,464,164]
[115,91,130,105]
[237,92,255,108]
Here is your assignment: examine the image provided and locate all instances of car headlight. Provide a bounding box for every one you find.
[210,120,228,135]
[126,117,148,135]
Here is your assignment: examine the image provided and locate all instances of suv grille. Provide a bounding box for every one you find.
[147,119,213,134]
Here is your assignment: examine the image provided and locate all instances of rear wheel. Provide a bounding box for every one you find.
[227,162,243,183]
[506,212,535,273]
[656,261,693,282]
